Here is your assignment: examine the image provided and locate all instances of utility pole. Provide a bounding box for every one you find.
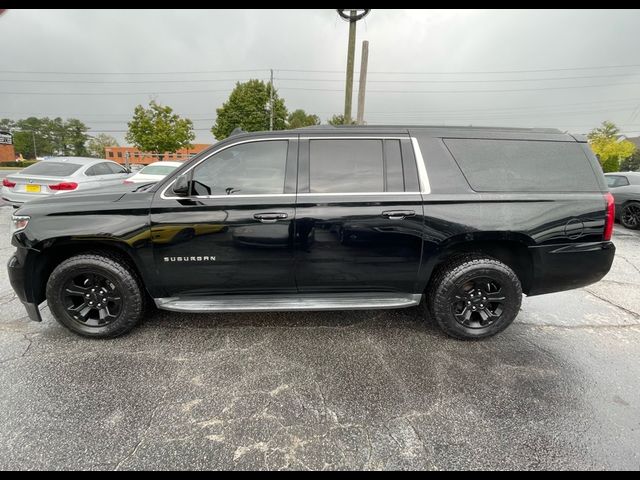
[337,9,370,125]
[30,130,37,159]
[356,40,369,125]
[269,69,274,131]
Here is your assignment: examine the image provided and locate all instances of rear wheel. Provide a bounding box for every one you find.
[427,255,522,340]
[621,202,640,230]
[46,253,145,338]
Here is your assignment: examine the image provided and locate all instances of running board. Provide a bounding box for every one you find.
[154,293,422,313]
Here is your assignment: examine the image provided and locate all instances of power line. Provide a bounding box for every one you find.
[0,78,265,85]
[278,81,640,94]
[3,63,640,76]
[275,64,640,75]
[0,69,269,75]
[4,79,640,97]
[4,71,639,85]
[275,72,640,84]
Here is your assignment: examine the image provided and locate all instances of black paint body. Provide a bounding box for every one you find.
[8,126,615,319]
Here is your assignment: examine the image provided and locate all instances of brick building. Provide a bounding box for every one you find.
[104,144,211,165]
[0,131,16,162]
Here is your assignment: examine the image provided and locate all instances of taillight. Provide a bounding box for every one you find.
[2,178,16,188]
[604,192,615,241]
[49,182,78,191]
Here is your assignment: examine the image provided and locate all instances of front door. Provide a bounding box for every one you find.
[150,137,298,297]
[294,136,424,293]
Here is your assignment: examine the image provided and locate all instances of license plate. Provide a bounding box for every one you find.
[25,184,41,193]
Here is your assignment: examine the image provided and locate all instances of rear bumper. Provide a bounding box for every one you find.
[527,241,615,296]
[7,252,42,322]
[1,189,52,206]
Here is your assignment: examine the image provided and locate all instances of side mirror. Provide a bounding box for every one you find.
[172,174,190,196]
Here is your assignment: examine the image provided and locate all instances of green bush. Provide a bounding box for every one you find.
[0,160,38,168]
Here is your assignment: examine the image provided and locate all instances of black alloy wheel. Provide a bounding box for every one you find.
[621,203,640,230]
[62,271,122,327]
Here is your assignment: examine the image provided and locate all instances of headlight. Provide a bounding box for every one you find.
[10,215,30,235]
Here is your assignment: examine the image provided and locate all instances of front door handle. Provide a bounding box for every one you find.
[382,210,415,220]
[254,212,289,223]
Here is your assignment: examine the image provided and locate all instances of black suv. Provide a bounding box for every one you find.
[7,126,616,339]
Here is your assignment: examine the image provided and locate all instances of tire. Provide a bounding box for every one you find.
[620,202,640,230]
[46,253,145,338]
[427,255,522,340]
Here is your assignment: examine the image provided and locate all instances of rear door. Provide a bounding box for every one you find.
[83,162,113,190]
[103,162,131,184]
[294,135,425,293]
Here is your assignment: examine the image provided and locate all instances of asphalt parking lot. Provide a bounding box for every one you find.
[0,205,639,470]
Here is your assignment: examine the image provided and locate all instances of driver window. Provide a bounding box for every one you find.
[189,140,288,196]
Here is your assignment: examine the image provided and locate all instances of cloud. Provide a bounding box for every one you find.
[1,8,640,144]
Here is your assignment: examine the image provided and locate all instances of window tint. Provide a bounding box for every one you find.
[444,139,600,192]
[606,175,629,188]
[22,161,82,177]
[190,141,288,196]
[310,140,384,193]
[85,162,113,176]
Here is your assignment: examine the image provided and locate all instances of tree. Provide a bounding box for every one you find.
[327,114,356,126]
[126,100,195,154]
[587,120,620,141]
[87,134,119,158]
[211,80,287,140]
[620,150,640,172]
[287,109,320,129]
[588,121,637,173]
[0,117,90,159]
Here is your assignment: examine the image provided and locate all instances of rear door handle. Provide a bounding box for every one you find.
[382,210,415,220]
[254,212,289,223]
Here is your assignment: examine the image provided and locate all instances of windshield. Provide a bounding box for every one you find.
[140,164,180,176]
[21,161,83,177]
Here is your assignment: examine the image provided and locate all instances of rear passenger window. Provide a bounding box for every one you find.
[443,139,600,192]
[606,175,629,188]
[310,140,383,193]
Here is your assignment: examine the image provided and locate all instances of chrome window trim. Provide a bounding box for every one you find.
[160,135,431,200]
[298,192,421,196]
[411,137,431,194]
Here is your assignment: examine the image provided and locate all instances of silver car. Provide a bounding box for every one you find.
[1,157,131,207]
[605,171,640,230]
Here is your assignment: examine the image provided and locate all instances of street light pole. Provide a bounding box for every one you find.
[337,9,370,125]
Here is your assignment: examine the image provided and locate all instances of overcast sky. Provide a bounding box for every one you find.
[1,8,640,144]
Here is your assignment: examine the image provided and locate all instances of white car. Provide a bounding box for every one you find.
[123,161,183,184]
[2,157,131,207]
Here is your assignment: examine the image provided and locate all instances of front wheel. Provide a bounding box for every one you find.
[621,202,640,230]
[427,255,522,340]
[46,253,145,338]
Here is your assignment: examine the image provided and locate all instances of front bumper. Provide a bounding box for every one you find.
[7,252,42,322]
[528,241,615,296]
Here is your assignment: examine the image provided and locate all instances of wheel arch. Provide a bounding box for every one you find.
[28,240,154,305]
[422,233,534,295]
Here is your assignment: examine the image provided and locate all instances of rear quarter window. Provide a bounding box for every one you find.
[443,138,600,192]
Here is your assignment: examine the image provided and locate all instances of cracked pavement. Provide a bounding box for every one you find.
[0,205,639,470]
